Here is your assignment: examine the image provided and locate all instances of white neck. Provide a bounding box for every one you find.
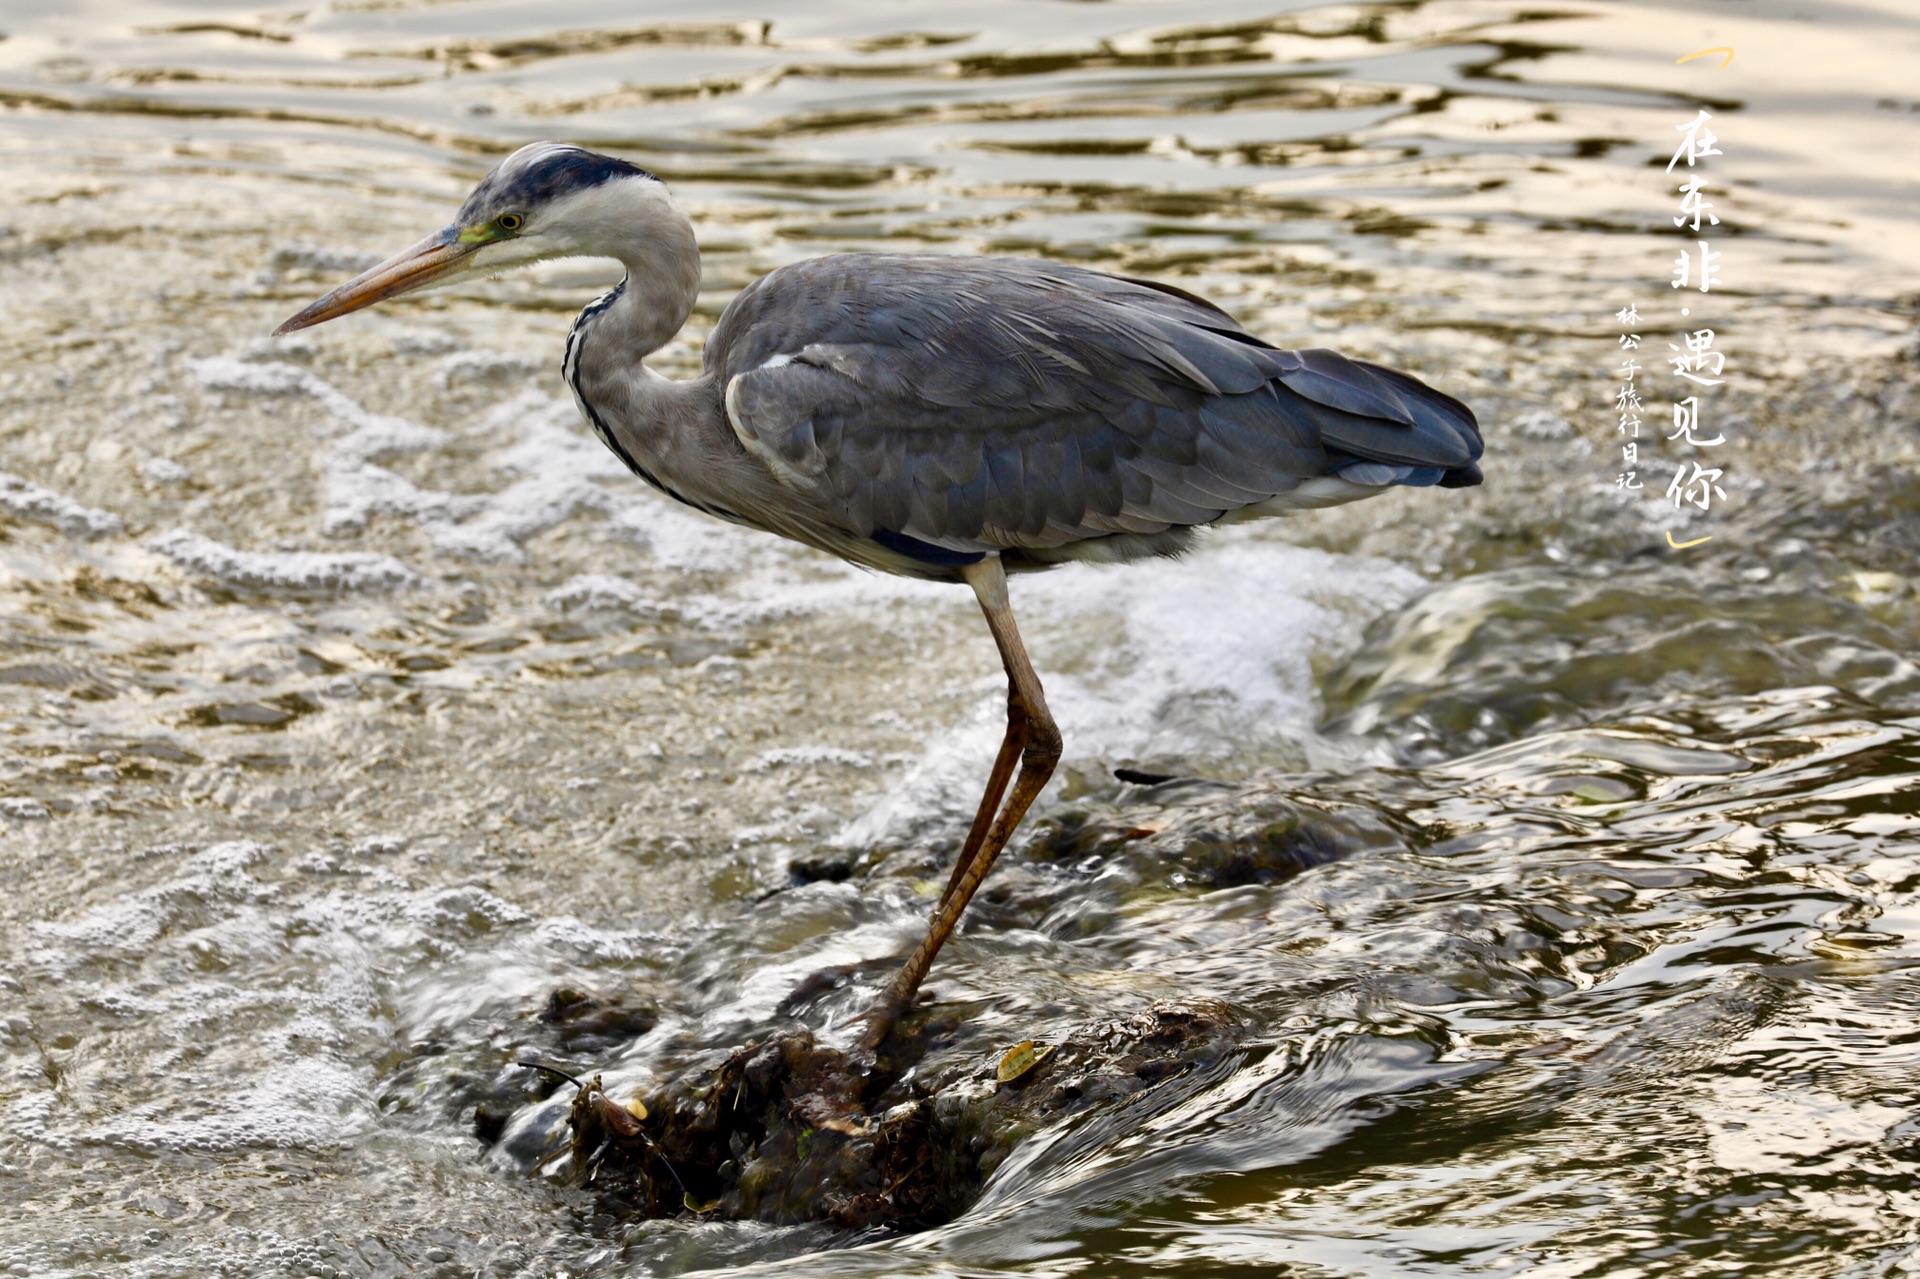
[557,176,723,507]
[585,178,701,358]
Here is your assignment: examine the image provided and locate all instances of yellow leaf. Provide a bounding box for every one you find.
[996,1040,1052,1083]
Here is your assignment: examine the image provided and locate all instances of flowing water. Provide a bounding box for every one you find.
[2,0,1919,1274]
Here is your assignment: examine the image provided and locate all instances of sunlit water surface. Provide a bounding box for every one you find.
[2,0,1918,1275]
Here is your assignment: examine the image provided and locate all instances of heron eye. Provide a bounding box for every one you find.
[497,213,524,232]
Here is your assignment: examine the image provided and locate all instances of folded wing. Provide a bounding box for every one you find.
[713,254,1481,556]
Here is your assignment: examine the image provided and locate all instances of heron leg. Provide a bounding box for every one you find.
[860,556,1061,1055]
[940,685,1027,908]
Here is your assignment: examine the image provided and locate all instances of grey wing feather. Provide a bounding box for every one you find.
[713,254,1481,556]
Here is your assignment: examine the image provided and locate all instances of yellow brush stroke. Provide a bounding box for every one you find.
[1667,531,1714,549]
[1676,47,1734,70]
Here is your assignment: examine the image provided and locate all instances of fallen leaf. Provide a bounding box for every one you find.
[996,1040,1054,1084]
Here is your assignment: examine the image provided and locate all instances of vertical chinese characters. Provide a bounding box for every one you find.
[1664,109,1731,518]
[1616,304,1643,490]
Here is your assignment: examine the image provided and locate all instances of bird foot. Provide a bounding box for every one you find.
[774,959,923,1068]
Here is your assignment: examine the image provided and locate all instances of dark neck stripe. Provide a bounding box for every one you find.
[565,281,743,524]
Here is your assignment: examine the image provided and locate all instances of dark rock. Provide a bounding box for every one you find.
[788,851,859,885]
[473,1101,513,1146]
[549,997,1242,1230]
[537,987,660,1054]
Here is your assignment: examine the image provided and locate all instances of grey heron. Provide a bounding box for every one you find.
[278,143,1482,1054]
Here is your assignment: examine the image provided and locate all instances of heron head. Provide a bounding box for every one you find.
[275,143,665,335]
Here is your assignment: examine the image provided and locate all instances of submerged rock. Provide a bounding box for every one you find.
[477,782,1400,1230]
[538,998,1242,1230]
[536,986,661,1054]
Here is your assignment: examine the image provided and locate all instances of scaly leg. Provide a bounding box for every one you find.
[861,556,1061,1054]
[941,686,1027,908]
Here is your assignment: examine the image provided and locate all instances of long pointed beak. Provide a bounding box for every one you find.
[274,226,477,335]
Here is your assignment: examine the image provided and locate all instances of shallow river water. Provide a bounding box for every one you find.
[2,0,1919,1275]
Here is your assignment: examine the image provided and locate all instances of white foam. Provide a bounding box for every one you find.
[1513,407,1575,440]
[238,333,320,364]
[0,472,124,538]
[331,416,448,466]
[300,382,633,561]
[31,839,275,966]
[1019,538,1418,761]
[89,1056,376,1154]
[748,745,876,772]
[390,329,461,357]
[192,357,636,560]
[148,530,419,594]
[192,355,461,548]
[546,572,655,614]
[323,457,481,536]
[194,351,789,570]
[10,833,670,1161]
[140,457,192,484]
[423,392,627,560]
[833,535,1423,847]
[606,496,760,573]
[190,357,423,444]
[436,348,546,385]
[400,884,533,934]
[675,555,944,631]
